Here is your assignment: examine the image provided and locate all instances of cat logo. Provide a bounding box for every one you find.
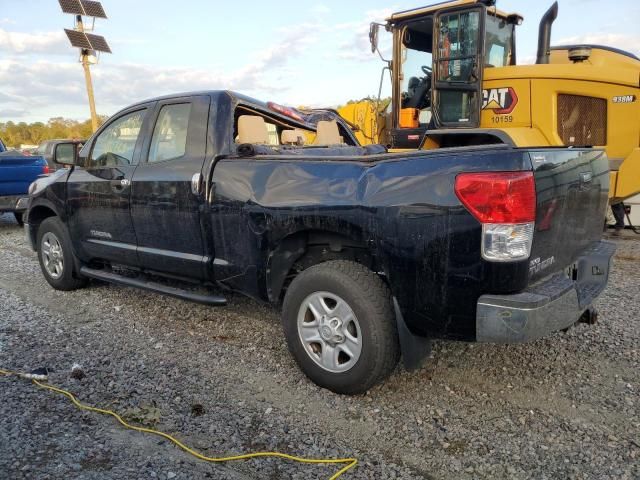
[482,87,518,114]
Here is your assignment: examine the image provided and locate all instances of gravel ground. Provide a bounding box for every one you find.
[0,212,638,480]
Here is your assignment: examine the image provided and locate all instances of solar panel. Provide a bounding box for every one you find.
[64,29,92,49]
[59,0,84,15]
[81,0,107,19]
[86,32,112,53]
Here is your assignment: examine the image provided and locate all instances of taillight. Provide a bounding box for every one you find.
[454,172,536,223]
[455,171,536,262]
[42,164,50,175]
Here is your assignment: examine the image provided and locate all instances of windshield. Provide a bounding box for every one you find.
[484,14,514,67]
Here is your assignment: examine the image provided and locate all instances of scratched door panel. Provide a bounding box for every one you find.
[67,105,153,266]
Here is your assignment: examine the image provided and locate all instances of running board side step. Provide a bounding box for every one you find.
[79,267,227,306]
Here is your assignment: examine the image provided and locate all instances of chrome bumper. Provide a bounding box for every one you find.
[476,240,616,343]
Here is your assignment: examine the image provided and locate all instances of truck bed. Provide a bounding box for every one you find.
[0,151,48,196]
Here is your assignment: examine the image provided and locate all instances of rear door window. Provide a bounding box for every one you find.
[148,103,192,163]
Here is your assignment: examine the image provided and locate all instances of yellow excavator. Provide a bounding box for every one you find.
[337,0,640,203]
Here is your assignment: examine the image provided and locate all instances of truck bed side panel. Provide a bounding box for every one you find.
[210,148,531,340]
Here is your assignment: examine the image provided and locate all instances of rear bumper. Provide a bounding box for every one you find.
[476,240,616,343]
[0,195,28,213]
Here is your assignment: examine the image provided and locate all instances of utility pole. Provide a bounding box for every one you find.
[60,0,110,133]
[76,15,99,132]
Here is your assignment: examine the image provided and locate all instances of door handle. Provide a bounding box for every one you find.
[110,178,130,190]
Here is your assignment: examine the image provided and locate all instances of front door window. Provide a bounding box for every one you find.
[89,110,145,168]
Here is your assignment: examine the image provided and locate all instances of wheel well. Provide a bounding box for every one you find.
[267,230,378,302]
[27,206,57,247]
[29,206,57,227]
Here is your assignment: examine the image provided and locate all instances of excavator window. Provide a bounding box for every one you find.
[432,7,484,127]
[399,16,434,127]
[484,15,515,67]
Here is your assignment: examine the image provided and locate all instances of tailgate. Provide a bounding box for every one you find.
[528,149,609,283]
[0,153,46,195]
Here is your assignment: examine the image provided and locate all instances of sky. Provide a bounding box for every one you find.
[1,0,639,123]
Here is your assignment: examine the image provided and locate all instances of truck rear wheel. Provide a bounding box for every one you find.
[282,260,399,394]
[37,217,87,291]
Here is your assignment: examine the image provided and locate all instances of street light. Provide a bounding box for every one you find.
[59,0,111,133]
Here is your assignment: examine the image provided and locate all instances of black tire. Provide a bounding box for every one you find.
[14,212,24,227]
[36,217,87,291]
[282,260,399,395]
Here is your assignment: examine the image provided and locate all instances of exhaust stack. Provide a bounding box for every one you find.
[536,2,559,64]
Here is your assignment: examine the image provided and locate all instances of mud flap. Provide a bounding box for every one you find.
[393,297,432,371]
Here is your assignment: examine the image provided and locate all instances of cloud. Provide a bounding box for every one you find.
[0,58,282,117]
[555,33,640,57]
[0,28,69,55]
[311,4,330,15]
[519,54,536,65]
[334,8,397,63]
[0,91,22,102]
[0,18,17,25]
[0,21,327,120]
[0,108,27,118]
[0,60,82,102]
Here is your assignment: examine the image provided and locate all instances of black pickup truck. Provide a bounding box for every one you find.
[25,91,615,394]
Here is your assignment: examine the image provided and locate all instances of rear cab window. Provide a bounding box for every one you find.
[233,106,316,146]
[232,106,356,148]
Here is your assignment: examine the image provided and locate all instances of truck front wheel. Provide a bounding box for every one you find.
[36,217,87,291]
[282,260,399,394]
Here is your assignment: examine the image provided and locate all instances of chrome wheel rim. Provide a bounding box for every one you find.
[297,291,362,373]
[41,232,64,279]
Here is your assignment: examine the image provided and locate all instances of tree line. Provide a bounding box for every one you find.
[0,116,107,149]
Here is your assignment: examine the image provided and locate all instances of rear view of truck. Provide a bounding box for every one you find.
[453,148,614,343]
[211,139,615,392]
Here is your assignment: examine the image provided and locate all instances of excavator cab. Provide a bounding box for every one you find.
[362,1,640,205]
[372,1,520,148]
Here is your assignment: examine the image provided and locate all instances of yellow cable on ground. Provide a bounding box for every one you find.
[0,369,357,479]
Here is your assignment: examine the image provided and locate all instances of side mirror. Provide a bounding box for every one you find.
[369,23,379,54]
[53,142,79,166]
